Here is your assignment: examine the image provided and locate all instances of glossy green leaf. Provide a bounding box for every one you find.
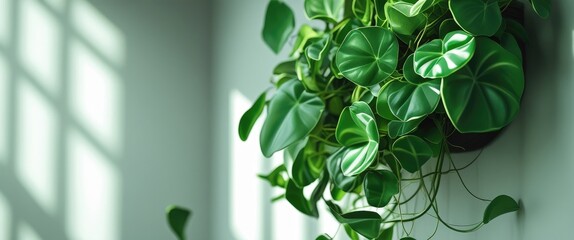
[336,27,399,86]
[376,81,400,120]
[239,92,266,141]
[500,33,522,61]
[306,34,331,62]
[401,237,416,240]
[166,205,191,240]
[410,0,435,16]
[392,135,433,173]
[530,0,550,19]
[388,117,424,139]
[273,60,297,76]
[286,180,318,217]
[385,1,426,35]
[262,1,295,54]
[364,170,399,207]
[483,195,519,224]
[326,201,383,239]
[377,227,394,240]
[335,102,379,176]
[414,30,475,79]
[258,165,287,188]
[291,25,320,56]
[284,138,308,179]
[327,148,365,192]
[438,18,461,39]
[449,0,501,36]
[333,19,364,44]
[260,80,325,157]
[292,140,325,187]
[305,0,345,23]
[330,183,346,200]
[353,0,374,25]
[373,0,387,21]
[441,38,524,133]
[403,54,426,84]
[315,234,333,240]
[296,55,321,92]
[344,224,360,240]
[387,79,440,122]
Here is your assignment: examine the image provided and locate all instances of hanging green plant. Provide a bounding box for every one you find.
[237,0,550,239]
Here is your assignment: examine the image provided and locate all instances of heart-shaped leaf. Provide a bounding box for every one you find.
[387,79,441,122]
[166,205,191,240]
[336,27,399,87]
[364,170,399,207]
[385,1,426,36]
[449,0,501,36]
[260,80,325,157]
[388,117,425,139]
[238,92,266,141]
[392,135,433,173]
[258,165,287,188]
[286,180,319,217]
[483,195,519,224]
[305,0,345,23]
[292,140,325,187]
[326,201,383,239]
[441,37,524,133]
[327,148,365,192]
[529,0,551,19]
[410,0,435,16]
[414,30,475,79]
[262,1,295,54]
[403,54,426,84]
[336,102,379,176]
[376,81,400,120]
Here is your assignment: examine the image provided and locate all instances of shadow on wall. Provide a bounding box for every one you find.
[0,0,124,239]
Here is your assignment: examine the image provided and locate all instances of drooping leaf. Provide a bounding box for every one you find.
[403,54,426,84]
[262,1,295,54]
[306,34,331,63]
[292,140,325,187]
[327,148,365,192]
[449,0,501,36]
[326,201,383,239]
[284,138,308,179]
[316,234,333,240]
[392,135,433,173]
[353,0,374,25]
[364,170,399,207]
[384,1,426,36]
[344,224,361,240]
[260,80,325,157]
[285,180,318,217]
[258,165,287,188]
[336,27,399,87]
[239,92,266,141]
[483,195,519,224]
[529,0,551,19]
[441,37,524,133]
[166,205,191,240]
[387,79,441,122]
[388,117,425,139]
[305,0,345,23]
[273,60,297,76]
[414,30,475,79]
[335,102,379,176]
[438,18,461,39]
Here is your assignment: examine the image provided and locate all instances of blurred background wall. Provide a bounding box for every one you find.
[0,0,571,239]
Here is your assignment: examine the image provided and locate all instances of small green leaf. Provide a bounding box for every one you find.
[305,0,345,23]
[353,0,374,25]
[376,81,400,121]
[483,195,519,224]
[258,165,287,188]
[285,180,318,217]
[392,135,433,173]
[388,117,424,139]
[449,0,501,36]
[414,30,475,79]
[529,0,551,19]
[291,25,320,57]
[326,201,383,239]
[273,60,297,76]
[262,1,295,54]
[292,140,325,187]
[330,183,346,200]
[260,80,325,157]
[385,1,426,35]
[166,205,191,240]
[410,0,435,16]
[364,170,399,207]
[306,34,331,63]
[316,234,333,240]
[387,79,441,122]
[441,38,524,133]
[336,27,399,86]
[327,148,365,192]
[238,92,266,141]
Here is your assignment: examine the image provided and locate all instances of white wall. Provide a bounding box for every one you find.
[0,0,212,239]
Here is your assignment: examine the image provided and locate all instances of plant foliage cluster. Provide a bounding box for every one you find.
[239,0,550,239]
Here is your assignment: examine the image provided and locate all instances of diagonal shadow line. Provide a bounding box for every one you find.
[0,166,70,240]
